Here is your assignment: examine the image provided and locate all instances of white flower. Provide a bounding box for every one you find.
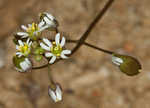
[17,22,48,40]
[40,33,71,64]
[48,84,62,102]
[112,55,123,66]
[14,57,32,72]
[40,12,58,29]
[16,38,32,57]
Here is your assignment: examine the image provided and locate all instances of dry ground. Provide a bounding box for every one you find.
[0,0,150,108]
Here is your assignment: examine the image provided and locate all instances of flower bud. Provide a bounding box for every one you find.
[48,83,62,102]
[112,53,142,76]
[39,12,59,30]
[13,56,32,72]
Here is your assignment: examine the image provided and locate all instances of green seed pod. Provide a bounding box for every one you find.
[112,53,142,76]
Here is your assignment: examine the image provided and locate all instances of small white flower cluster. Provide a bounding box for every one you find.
[14,39,33,72]
[13,12,64,72]
[13,12,71,102]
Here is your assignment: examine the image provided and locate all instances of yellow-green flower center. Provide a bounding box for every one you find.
[18,43,30,56]
[50,42,62,57]
[27,23,40,40]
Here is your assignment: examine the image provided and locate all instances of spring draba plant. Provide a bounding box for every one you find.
[12,0,142,102]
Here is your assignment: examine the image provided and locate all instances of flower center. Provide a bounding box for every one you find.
[19,43,30,56]
[50,42,62,57]
[27,22,40,40]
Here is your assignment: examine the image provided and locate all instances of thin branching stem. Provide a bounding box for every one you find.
[47,64,53,83]
[54,39,113,54]
[39,38,113,54]
[32,0,115,70]
[67,40,113,54]
[71,0,114,55]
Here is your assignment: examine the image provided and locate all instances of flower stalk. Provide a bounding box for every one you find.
[47,64,63,102]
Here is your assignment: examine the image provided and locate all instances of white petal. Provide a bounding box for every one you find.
[60,50,71,59]
[17,32,28,36]
[60,53,68,59]
[25,58,31,65]
[49,56,56,64]
[26,38,30,44]
[62,50,71,55]
[40,43,50,51]
[60,37,66,47]
[20,61,27,70]
[45,12,55,20]
[16,45,19,50]
[29,41,32,46]
[18,40,24,46]
[21,25,28,31]
[45,52,53,57]
[112,56,123,66]
[28,24,32,27]
[43,38,52,48]
[16,52,22,54]
[20,61,30,71]
[16,52,23,57]
[55,33,60,45]
[39,25,49,32]
[19,63,26,72]
[22,35,28,38]
[16,52,22,55]
[48,88,57,102]
[38,21,45,28]
[43,17,52,25]
[56,85,62,101]
[18,54,22,58]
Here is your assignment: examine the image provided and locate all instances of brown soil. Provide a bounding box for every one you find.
[0,0,150,108]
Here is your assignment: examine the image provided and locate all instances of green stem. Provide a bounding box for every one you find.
[47,64,57,89]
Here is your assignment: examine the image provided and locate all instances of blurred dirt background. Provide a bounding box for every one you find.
[0,0,150,108]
